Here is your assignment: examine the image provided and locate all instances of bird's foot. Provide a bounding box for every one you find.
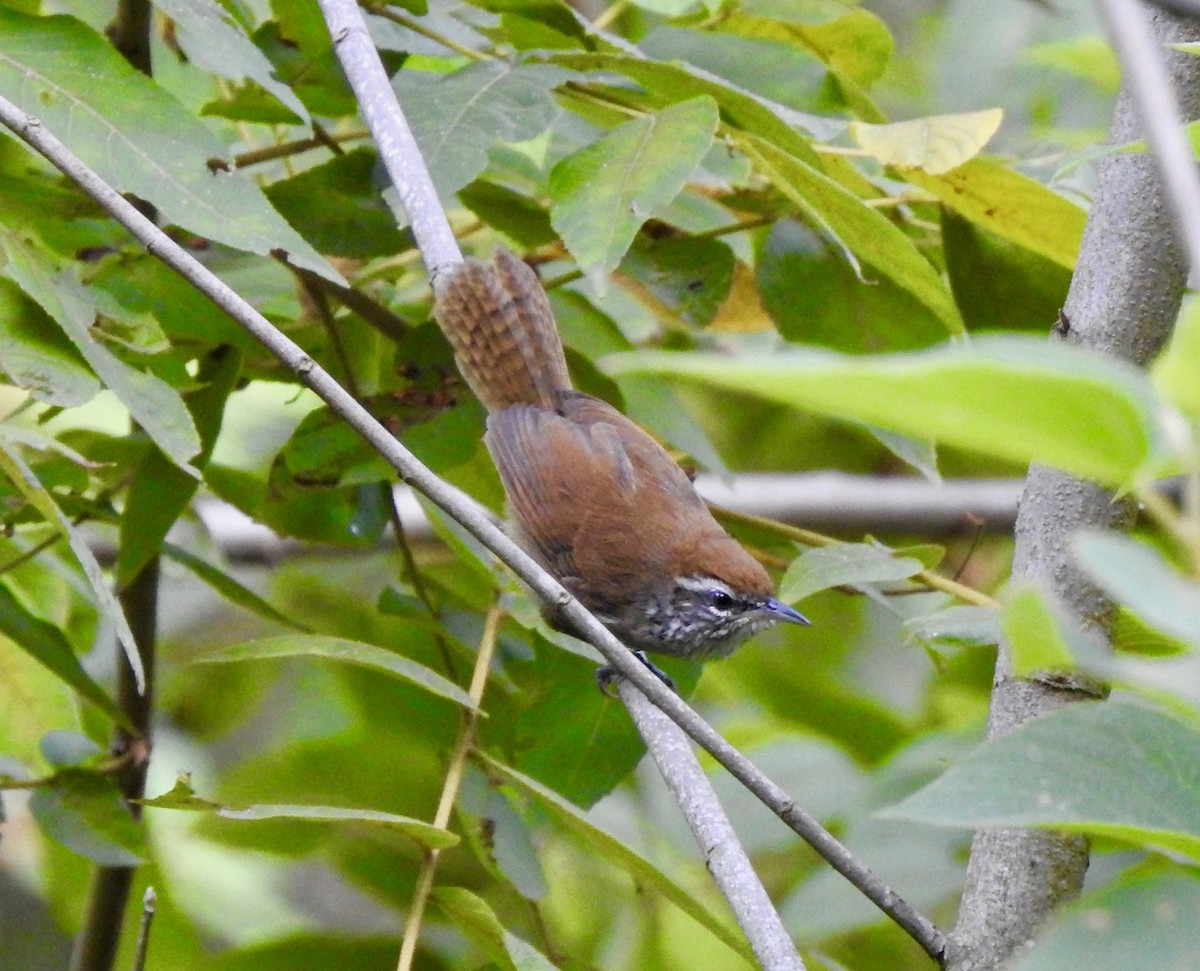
[596,651,676,695]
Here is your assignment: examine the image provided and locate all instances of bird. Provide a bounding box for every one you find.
[432,249,809,671]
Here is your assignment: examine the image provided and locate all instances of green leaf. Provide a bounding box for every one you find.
[0,440,145,692]
[0,580,125,726]
[0,231,201,474]
[1151,293,1200,417]
[1073,532,1200,652]
[779,541,923,603]
[432,886,557,971]
[195,634,476,709]
[398,61,568,206]
[1013,867,1200,971]
[906,159,1085,269]
[942,209,1073,332]
[735,131,964,334]
[904,605,1001,648]
[851,109,1003,175]
[265,149,408,259]
[28,769,144,866]
[0,8,338,281]
[1002,586,1077,677]
[479,754,757,965]
[153,0,309,123]
[545,49,837,147]
[550,96,719,289]
[162,543,309,632]
[116,347,240,586]
[141,776,459,850]
[0,279,98,407]
[757,219,948,352]
[606,334,1158,487]
[882,700,1200,864]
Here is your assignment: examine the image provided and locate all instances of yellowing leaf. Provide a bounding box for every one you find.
[850,109,1003,175]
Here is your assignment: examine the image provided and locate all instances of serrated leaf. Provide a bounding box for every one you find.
[1073,532,1200,652]
[196,634,475,709]
[550,96,719,289]
[779,541,923,603]
[479,753,756,965]
[0,440,145,692]
[0,8,338,280]
[906,159,1085,269]
[0,580,125,726]
[735,131,964,333]
[153,0,309,123]
[882,701,1200,864]
[0,230,201,474]
[398,61,568,207]
[606,334,1158,487]
[28,769,144,866]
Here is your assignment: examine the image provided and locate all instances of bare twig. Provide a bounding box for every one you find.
[396,603,501,971]
[132,887,156,971]
[618,680,805,971]
[0,89,943,966]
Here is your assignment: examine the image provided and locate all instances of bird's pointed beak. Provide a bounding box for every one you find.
[762,597,812,627]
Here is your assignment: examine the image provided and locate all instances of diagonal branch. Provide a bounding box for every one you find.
[0,95,945,963]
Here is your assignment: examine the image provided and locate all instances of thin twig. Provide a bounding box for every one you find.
[233,128,369,168]
[132,887,156,971]
[0,90,945,965]
[361,0,490,61]
[619,680,806,971]
[396,602,501,971]
[712,505,999,608]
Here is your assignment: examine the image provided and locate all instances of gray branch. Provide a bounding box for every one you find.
[619,681,806,971]
[946,6,1200,969]
[0,97,943,962]
[317,0,460,277]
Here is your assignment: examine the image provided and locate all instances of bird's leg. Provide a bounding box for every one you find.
[596,651,676,695]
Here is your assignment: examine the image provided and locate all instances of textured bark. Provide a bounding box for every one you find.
[946,7,1200,969]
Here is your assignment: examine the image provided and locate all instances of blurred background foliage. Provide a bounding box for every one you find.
[1,0,1198,969]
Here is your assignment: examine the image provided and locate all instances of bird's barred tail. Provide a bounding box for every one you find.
[432,250,572,412]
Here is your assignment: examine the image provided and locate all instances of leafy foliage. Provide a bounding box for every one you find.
[0,1,1197,970]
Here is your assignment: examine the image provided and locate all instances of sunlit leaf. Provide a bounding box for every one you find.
[779,541,923,603]
[607,335,1158,487]
[851,109,1003,175]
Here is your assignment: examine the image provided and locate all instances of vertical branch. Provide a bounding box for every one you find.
[946,7,1200,969]
[69,559,159,971]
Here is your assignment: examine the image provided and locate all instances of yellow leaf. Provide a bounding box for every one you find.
[850,109,1004,175]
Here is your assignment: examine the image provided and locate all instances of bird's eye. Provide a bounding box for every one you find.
[708,589,735,610]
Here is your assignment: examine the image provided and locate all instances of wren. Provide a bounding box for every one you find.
[432,249,809,662]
